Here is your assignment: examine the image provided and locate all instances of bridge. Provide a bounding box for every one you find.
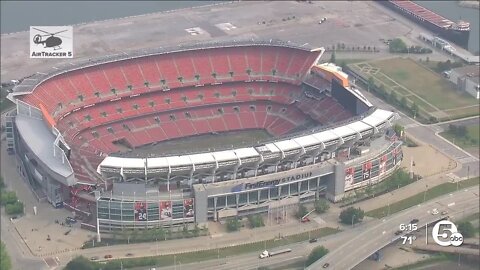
[306,187,479,270]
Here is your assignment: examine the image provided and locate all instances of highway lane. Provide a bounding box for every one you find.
[306,187,480,270]
[151,228,359,270]
[152,187,479,270]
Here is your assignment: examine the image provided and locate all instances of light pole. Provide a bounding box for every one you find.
[174,254,177,270]
[351,214,356,227]
[423,184,428,203]
[467,165,470,180]
[387,194,392,217]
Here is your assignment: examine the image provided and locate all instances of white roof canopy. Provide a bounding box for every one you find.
[97,109,396,172]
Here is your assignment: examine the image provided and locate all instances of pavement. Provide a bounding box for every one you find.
[1,0,453,82]
[306,187,480,270]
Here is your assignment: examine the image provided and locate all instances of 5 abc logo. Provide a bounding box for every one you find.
[431,220,463,247]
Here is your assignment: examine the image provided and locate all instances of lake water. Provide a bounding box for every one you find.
[0,1,219,34]
[1,1,478,54]
[414,1,479,54]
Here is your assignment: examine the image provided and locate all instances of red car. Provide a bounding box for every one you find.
[301,217,310,223]
[104,254,113,259]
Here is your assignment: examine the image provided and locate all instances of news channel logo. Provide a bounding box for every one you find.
[30,26,73,58]
[431,220,463,247]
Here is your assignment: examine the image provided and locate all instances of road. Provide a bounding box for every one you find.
[306,186,480,270]
[139,187,480,270]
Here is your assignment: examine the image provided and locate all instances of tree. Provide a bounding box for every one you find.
[226,218,240,232]
[1,191,17,206]
[65,256,95,270]
[367,77,375,91]
[410,102,419,117]
[295,204,308,219]
[400,96,407,108]
[329,51,336,63]
[339,207,364,225]
[388,91,397,104]
[0,242,12,270]
[377,84,387,98]
[306,246,329,266]
[248,214,265,228]
[314,199,330,214]
[457,221,475,238]
[389,38,407,53]
[456,125,467,137]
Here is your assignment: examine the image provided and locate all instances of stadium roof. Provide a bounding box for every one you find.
[15,114,74,181]
[97,108,396,173]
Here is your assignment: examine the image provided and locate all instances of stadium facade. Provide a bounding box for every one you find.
[6,40,402,235]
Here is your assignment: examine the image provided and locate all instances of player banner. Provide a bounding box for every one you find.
[159,201,172,220]
[134,201,147,221]
[392,146,399,165]
[344,167,354,189]
[379,155,388,176]
[362,161,372,181]
[183,199,194,218]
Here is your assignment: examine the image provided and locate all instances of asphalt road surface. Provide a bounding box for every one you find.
[306,187,480,270]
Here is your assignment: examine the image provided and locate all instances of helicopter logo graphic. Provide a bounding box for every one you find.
[30,26,73,58]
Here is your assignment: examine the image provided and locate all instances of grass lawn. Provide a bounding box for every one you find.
[440,124,480,149]
[445,106,480,119]
[406,95,437,112]
[459,212,479,223]
[366,177,480,218]
[338,59,367,65]
[97,227,340,268]
[372,58,478,111]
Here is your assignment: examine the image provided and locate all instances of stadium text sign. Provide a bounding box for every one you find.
[30,26,73,58]
[232,172,313,192]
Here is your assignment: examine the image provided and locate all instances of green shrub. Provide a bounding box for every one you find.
[5,201,23,215]
[306,246,329,266]
[339,207,364,225]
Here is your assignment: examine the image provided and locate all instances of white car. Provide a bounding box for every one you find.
[431,208,439,215]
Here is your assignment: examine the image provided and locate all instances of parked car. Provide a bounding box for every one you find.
[323,263,330,268]
[394,230,403,236]
[90,256,99,261]
[410,218,419,224]
[66,217,77,224]
[104,254,113,259]
[431,208,439,215]
[441,210,448,215]
[309,238,318,243]
[125,253,134,257]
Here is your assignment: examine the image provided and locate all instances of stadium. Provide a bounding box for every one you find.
[6,39,402,235]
